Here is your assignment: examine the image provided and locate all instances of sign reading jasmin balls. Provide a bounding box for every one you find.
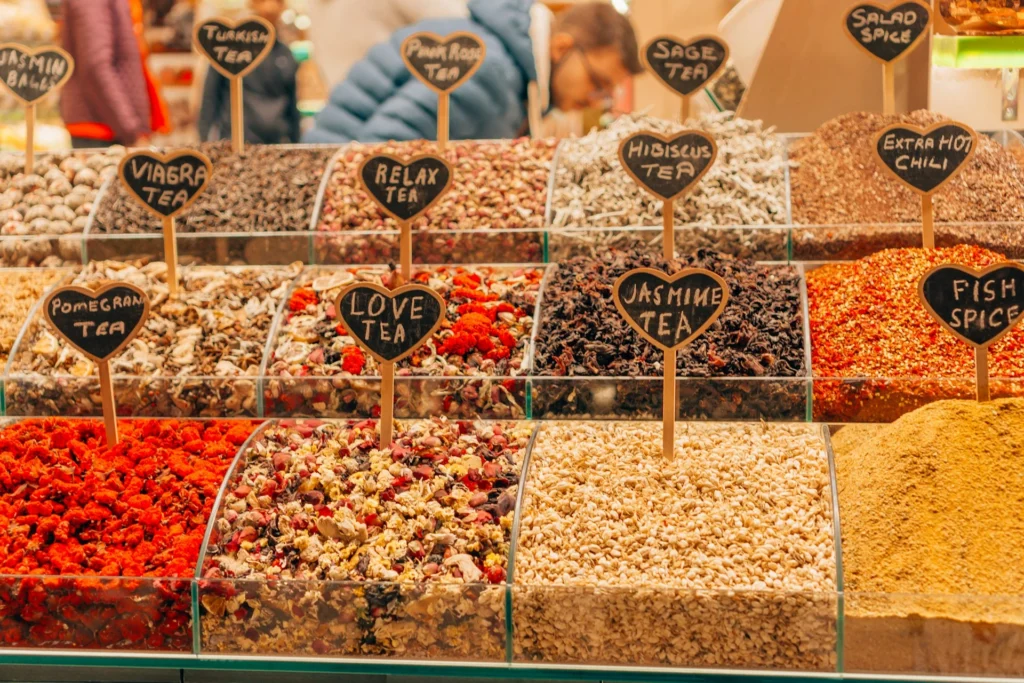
[919,263,1024,402]
[642,35,728,121]
[401,31,486,151]
[193,16,275,153]
[617,130,718,259]
[0,43,74,174]
[612,267,729,459]
[336,282,446,447]
[358,153,453,280]
[43,283,151,447]
[873,121,978,249]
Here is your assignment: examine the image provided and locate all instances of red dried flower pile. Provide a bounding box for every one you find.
[0,418,256,651]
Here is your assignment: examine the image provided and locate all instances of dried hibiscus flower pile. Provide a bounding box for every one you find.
[0,418,256,650]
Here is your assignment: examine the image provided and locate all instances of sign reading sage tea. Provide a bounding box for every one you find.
[193,16,275,153]
[919,263,1024,402]
[843,0,931,114]
[358,153,453,280]
[874,121,977,248]
[617,130,718,259]
[613,267,729,459]
[642,35,728,121]
[43,283,151,447]
[0,43,74,174]
[401,31,486,152]
[118,150,213,297]
[336,282,446,448]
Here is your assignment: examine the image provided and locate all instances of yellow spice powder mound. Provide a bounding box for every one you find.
[834,399,1024,623]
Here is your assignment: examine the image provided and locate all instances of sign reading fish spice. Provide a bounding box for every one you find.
[919,262,1024,402]
[336,282,445,447]
[617,130,718,260]
[43,283,151,447]
[874,121,977,249]
[401,31,486,152]
[613,267,729,458]
[119,150,213,297]
[0,43,74,174]
[643,35,729,121]
[193,16,275,153]
[843,0,931,114]
[358,153,453,282]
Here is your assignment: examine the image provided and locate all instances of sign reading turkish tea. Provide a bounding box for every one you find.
[920,263,1024,402]
[643,36,728,98]
[617,130,718,260]
[844,0,931,62]
[43,283,151,447]
[613,267,729,459]
[0,43,74,175]
[336,282,446,448]
[874,121,978,248]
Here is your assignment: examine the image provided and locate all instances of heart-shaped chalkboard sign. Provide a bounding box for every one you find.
[643,35,729,97]
[358,154,453,223]
[43,283,151,363]
[618,130,718,203]
[119,150,213,219]
[401,31,486,94]
[919,263,1024,348]
[874,121,978,195]
[0,43,74,105]
[844,0,931,63]
[336,283,446,364]
[613,267,729,352]
[193,16,275,79]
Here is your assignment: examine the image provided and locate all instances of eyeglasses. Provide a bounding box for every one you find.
[576,47,615,103]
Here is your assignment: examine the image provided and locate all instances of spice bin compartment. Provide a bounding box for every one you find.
[312,228,545,266]
[509,421,841,672]
[196,418,536,661]
[545,224,790,263]
[262,265,543,420]
[83,231,315,268]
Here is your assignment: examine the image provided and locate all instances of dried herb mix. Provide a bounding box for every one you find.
[532,247,807,420]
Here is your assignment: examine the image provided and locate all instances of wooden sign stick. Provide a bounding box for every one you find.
[399,221,412,282]
[24,103,34,175]
[662,199,674,260]
[921,194,934,250]
[231,77,244,154]
[438,94,449,152]
[662,346,677,457]
[976,345,989,402]
[163,217,180,297]
[380,360,395,446]
[882,62,896,115]
[97,359,118,445]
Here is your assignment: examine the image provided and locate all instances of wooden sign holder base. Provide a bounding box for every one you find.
[163,216,179,297]
[98,359,119,446]
[922,194,934,249]
[231,77,244,154]
[24,103,34,175]
[976,346,990,402]
[662,348,676,459]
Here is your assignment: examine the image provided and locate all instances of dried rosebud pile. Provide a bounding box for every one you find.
[532,247,807,419]
[0,418,256,650]
[808,245,1024,421]
[200,417,531,659]
[0,269,65,366]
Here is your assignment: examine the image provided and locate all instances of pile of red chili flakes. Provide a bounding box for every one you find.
[0,418,255,651]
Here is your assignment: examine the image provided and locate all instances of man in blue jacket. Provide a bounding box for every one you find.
[304,0,642,143]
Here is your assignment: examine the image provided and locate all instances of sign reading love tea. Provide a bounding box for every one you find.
[613,267,729,459]
[844,0,931,62]
[618,131,718,203]
[0,43,73,104]
[43,283,151,447]
[919,263,1024,402]
[119,150,213,218]
[336,282,446,447]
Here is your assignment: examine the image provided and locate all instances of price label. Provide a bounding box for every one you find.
[336,283,445,363]
[358,154,453,223]
[194,16,275,79]
[43,283,150,363]
[844,0,931,63]
[920,264,1024,348]
[401,31,486,93]
[119,151,213,219]
[613,267,729,352]
[0,43,73,105]
[874,122,977,195]
[643,35,728,97]
[618,131,718,203]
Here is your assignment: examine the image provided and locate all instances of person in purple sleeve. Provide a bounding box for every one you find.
[60,0,154,148]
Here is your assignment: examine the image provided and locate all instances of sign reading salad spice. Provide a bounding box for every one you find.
[119,150,213,298]
[874,121,977,249]
[401,31,486,151]
[193,16,275,153]
[919,263,1024,402]
[613,267,729,459]
[43,283,151,447]
[642,35,728,122]
[617,130,718,260]
[0,43,74,175]
[843,0,931,113]
[336,282,446,448]
[358,153,453,281]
